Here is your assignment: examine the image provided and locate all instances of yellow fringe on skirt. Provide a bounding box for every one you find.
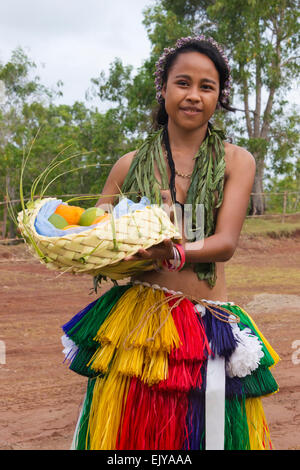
[88,285,181,384]
[246,398,273,450]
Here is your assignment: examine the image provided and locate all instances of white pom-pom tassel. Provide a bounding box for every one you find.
[226,323,264,378]
[61,334,78,362]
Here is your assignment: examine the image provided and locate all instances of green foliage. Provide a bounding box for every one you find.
[265,155,300,213]
[0,48,143,237]
[142,3,192,55]
[267,108,300,176]
[0,47,52,107]
[89,58,133,107]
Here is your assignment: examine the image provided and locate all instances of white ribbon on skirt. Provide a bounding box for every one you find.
[194,303,226,450]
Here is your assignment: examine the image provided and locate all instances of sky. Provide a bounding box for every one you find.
[0,0,153,107]
[0,0,299,111]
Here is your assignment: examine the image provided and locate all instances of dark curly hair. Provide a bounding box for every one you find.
[152,40,235,129]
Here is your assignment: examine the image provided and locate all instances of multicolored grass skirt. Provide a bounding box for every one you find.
[61,281,280,450]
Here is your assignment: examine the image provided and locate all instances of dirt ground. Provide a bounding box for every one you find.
[0,234,299,451]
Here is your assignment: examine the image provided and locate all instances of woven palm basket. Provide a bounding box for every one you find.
[17,198,181,280]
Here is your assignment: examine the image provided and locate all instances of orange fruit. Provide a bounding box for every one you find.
[55,204,85,225]
[91,214,110,225]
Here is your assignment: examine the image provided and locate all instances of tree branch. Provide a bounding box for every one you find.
[280,55,300,67]
[260,87,276,139]
[234,107,256,115]
[260,11,283,139]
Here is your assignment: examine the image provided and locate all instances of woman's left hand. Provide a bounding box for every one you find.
[124,239,174,262]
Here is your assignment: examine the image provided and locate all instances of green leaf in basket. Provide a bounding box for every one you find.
[109,210,119,251]
[26,200,39,210]
[154,211,166,235]
[23,213,30,225]
[129,212,142,238]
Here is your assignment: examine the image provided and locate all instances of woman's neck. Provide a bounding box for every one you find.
[166,120,209,159]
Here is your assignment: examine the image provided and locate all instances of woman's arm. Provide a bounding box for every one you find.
[95,151,136,208]
[184,145,256,262]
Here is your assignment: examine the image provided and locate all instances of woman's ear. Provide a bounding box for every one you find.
[161,83,166,100]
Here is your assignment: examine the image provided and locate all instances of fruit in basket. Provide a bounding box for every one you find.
[79,207,105,226]
[55,204,85,225]
[48,213,68,229]
[91,213,110,225]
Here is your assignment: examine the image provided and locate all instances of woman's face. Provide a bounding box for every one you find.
[161,51,220,132]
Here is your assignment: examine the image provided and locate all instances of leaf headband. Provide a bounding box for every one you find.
[154,35,232,107]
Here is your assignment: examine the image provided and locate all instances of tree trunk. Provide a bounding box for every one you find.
[251,175,264,215]
[250,153,265,215]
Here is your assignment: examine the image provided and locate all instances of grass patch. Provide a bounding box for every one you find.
[226,264,300,288]
[225,263,300,297]
[242,214,300,237]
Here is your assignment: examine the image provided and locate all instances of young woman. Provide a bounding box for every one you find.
[63,36,279,450]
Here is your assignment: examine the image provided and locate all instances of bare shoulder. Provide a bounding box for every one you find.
[107,149,137,184]
[113,150,137,173]
[224,141,256,176]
